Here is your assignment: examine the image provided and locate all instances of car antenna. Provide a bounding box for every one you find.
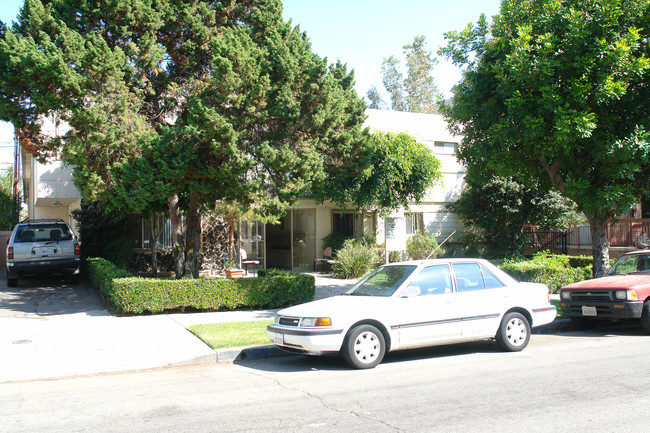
[426,230,456,260]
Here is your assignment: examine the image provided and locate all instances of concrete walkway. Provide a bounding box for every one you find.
[0,274,356,383]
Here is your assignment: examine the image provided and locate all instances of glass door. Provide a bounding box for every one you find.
[241,220,264,267]
[292,209,315,270]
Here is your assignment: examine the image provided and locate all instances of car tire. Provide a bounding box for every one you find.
[641,301,650,334]
[342,324,386,369]
[7,277,18,287]
[496,312,530,352]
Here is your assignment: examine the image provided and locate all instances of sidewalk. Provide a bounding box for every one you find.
[0,274,356,383]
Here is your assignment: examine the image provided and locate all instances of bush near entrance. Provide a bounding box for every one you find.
[87,258,315,314]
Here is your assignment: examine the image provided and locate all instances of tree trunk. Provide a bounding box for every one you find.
[226,213,236,265]
[185,190,202,278]
[147,214,158,277]
[589,217,610,278]
[146,214,166,277]
[168,194,185,279]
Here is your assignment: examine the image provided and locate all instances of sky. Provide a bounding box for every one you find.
[0,0,503,167]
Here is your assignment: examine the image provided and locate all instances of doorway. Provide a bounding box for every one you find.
[265,214,291,269]
[264,209,316,270]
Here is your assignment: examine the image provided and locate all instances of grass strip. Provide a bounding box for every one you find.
[188,320,274,349]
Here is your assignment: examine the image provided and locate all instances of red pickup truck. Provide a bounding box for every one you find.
[559,251,650,332]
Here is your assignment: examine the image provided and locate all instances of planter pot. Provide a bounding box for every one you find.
[225,268,244,278]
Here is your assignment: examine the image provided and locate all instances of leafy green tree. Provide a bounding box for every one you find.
[448,172,582,257]
[0,167,20,229]
[379,36,439,113]
[381,55,407,111]
[440,0,650,276]
[316,131,443,213]
[365,85,386,110]
[0,0,370,278]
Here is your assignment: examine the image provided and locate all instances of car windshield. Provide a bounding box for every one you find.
[14,224,73,243]
[608,254,650,275]
[344,265,417,297]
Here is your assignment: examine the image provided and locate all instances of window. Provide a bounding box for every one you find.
[405,212,424,235]
[452,263,504,291]
[410,265,452,295]
[332,212,355,237]
[434,141,458,150]
[127,214,174,249]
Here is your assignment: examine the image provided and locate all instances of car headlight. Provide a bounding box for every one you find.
[560,291,571,300]
[300,317,332,327]
[615,290,638,301]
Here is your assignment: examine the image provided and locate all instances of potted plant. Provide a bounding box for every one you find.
[224,259,243,278]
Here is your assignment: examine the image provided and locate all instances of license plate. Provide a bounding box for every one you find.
[273,332,284,345]
[582,306,597,316]
[33,247,56,256]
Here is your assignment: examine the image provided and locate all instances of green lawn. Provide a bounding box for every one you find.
[188,320,274,349]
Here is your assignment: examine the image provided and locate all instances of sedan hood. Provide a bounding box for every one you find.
[277,295,390,318]
[563,275,650,291]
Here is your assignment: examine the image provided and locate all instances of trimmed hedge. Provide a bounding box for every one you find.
[87,257,315,314]
[498,253,592,293]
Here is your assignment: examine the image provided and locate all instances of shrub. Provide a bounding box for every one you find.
[87,258,315,314]
[406,231,443,259]
[321,232,351,254]
[498,252,592,293]
[332,239,381,279]
[72,201,130,267]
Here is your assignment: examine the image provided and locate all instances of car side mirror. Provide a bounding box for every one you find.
[402,286,421,298]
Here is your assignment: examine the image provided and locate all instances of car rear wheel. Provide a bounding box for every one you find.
[641,301,650,334]
[342,324,386,369]
[496,312,530,352]
[7,277,17,287]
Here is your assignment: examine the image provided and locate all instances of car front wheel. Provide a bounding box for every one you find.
[342,324,386,369]
[641,300,650,334]
[496,312,530,352]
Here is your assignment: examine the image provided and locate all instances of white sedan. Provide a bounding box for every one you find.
[267,259,557,368]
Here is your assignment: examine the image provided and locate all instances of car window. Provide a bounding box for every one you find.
[408,265,452,296]
[345,265,417,297]
[15,224,73,243]
[453,263,485,292]
[610,254,650,275]
[481,266,505,288]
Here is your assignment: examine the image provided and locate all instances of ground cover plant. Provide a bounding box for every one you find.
[188,320,273,349]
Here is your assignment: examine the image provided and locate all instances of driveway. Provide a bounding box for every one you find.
[0,270,106,318]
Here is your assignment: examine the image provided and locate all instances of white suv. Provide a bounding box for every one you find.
[6,219,81,287]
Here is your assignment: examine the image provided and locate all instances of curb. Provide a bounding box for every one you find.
[215,344,288,363]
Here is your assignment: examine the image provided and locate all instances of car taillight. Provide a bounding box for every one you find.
[74,243,80,256]
[7,247,13,260]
